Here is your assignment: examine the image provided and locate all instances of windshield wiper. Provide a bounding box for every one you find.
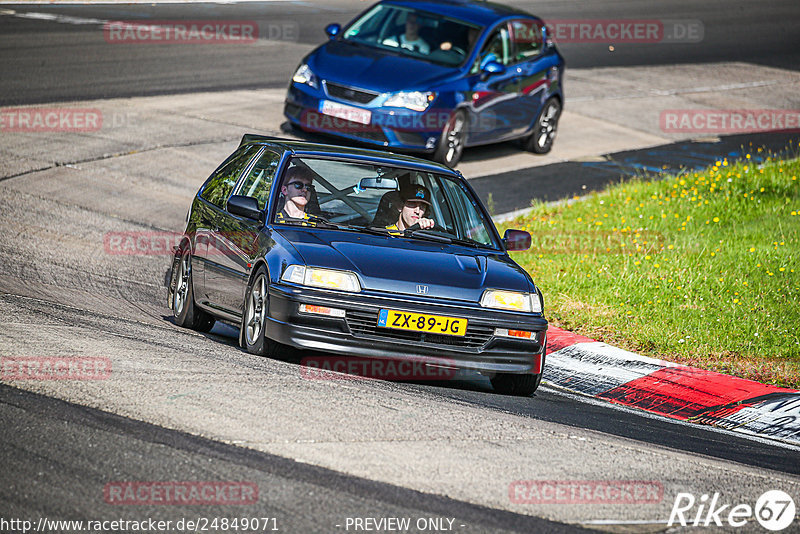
[308,214,343,228]
[448,237,488,249]
[280,214,341,229]
[404,228,452,244]
[356,225,394,236]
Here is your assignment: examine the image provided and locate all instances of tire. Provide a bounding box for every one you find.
[172,248,215,332]
[490,372,542,396]
[241,266,280,357]
[490,350,545,396]
[524,98,561,154]
[433,110,467,167]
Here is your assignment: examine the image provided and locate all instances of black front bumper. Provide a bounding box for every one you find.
[266,284,547,375]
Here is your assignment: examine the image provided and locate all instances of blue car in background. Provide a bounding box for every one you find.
[284,0,565,167]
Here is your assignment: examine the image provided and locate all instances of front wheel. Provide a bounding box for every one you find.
[241,266,279,357]
[490,372,542,396]
[172,248,214,332]
[524,98,561,154]
[433,110,467,167]
[491,350,545,396]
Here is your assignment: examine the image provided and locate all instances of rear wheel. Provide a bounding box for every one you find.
[433,110,466,167]
[241,266,280,357]
[172,248,214,332]
[524,98,561,154]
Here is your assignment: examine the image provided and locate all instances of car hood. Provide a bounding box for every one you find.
[275,228,532,303]
[308,40,456,93]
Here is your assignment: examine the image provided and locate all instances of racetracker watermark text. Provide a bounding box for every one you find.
[543,19,703,43]
[509,480,663,504]
[103,481,258,505]
[300,356,457,381]
[1,357,111,380]
[660,109,800,134]
[0,108,101,132]
[103,20,298,44]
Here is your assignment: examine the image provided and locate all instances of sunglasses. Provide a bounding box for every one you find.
[286,182,314,191]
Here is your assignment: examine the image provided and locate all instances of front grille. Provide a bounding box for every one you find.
[346,309,494,349]
[324,81,379,105]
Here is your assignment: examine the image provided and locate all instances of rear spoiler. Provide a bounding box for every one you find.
[240,133,294,147]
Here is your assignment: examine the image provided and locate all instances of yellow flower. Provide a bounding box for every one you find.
[713,217,720,222]
[749,247,755,252]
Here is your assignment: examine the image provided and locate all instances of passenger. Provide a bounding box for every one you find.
[275,166,316,224]
[386,184,435,233]
[382,13,430,54]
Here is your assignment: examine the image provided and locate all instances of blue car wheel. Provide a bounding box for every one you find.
[524,98,561,154]
[433,110,467,167]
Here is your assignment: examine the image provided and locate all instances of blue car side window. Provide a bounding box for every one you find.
[473,25,510,73]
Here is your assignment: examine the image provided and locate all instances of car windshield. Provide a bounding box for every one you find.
[272,157,500,249]
[341,4,481,67]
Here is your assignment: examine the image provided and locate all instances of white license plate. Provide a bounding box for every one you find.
[320,100,371,125]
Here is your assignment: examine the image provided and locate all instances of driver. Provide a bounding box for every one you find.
[386,184,435,234]
[275,165,316,225]
[382,13,430,54]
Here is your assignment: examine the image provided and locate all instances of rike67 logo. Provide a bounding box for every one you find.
[669,490,796,531]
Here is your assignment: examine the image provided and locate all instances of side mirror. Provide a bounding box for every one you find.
[481,60,506,77]
[503,229,531,252]
[227,195,264,223]
[541,24,554,48]
[325,23,341,39]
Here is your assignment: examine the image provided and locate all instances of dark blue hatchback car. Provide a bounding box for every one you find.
[168,135,548,395]
[284,0,565,167]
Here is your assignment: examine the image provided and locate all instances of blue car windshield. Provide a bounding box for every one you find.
[341,5,481,67]
[273,157,500,249]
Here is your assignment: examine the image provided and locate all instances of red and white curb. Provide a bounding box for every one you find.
[544,327,800,446]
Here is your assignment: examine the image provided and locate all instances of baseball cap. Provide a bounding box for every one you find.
[400,184,432,205]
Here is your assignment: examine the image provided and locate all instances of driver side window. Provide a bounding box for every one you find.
[471,24,510,73]
[236,150,280,210]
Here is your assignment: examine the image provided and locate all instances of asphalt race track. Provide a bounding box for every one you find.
[1,1,799,533]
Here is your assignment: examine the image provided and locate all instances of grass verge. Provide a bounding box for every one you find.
[501,150,800,388]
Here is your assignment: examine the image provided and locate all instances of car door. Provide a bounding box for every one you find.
[507,18,556,136]
[198,144,261,311]
[464,22,524,144]
[209,148,282,317]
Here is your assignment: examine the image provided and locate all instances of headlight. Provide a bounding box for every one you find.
[292,64,318,89]
[384,91,435,112]
[281,265,361,293]
[480,289,542,313]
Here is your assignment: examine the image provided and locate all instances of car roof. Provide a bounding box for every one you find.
[382,0,533,27]
[240,134,460,176]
